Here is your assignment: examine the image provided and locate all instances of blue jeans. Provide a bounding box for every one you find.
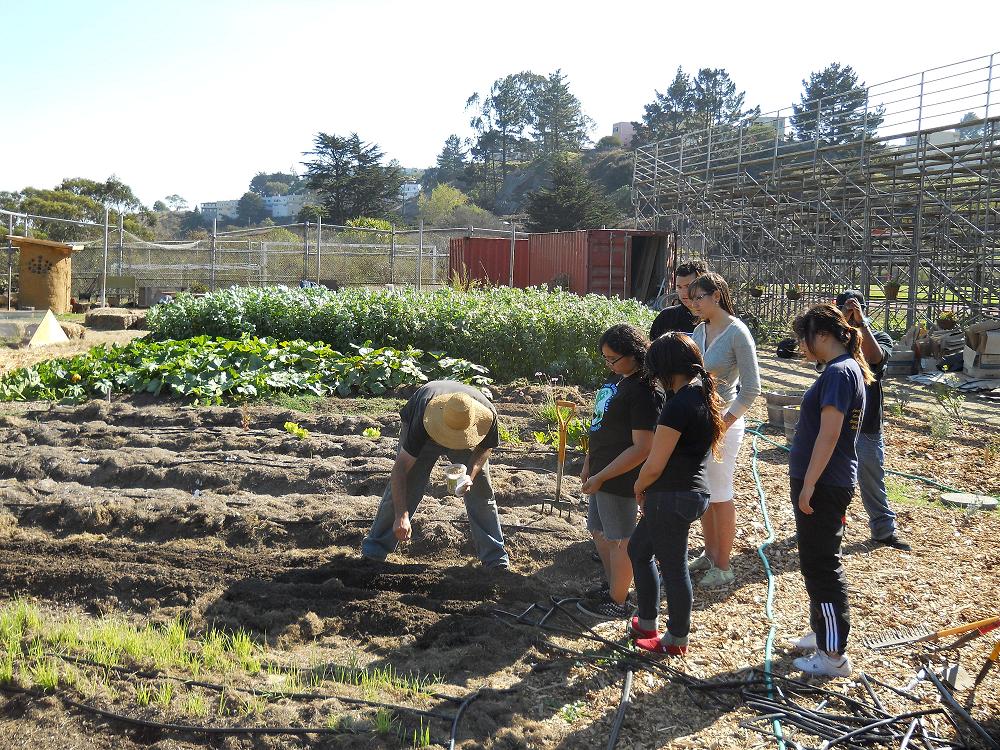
[857,432,897,539]
[361,446,508,568]
[627,490,710,638]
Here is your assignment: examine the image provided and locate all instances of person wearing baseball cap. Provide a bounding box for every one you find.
[835,290,910,551]
[361,380,509,568]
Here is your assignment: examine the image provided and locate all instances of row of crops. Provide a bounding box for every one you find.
[148,286,655,383]
[0,286,654,404]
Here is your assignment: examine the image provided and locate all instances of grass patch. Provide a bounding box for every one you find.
[265,392,326,412]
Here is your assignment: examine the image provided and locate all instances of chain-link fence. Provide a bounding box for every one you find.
[2,211,517,305]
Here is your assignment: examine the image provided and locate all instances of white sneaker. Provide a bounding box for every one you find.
[792,631,817,651]
[793,650,853,677]
[688,552,712,572]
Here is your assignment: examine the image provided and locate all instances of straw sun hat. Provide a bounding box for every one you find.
[423,392,494,450]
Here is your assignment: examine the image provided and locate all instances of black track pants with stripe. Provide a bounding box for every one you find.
[790,477,852,654]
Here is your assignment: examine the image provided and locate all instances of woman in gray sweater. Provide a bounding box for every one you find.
[687,272,761,588]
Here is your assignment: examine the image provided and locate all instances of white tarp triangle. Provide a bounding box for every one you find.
[26,310,69,348]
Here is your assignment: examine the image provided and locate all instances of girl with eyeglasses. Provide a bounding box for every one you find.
[577,324,660,621]
[686,272,761,589]
[629,332,725,655]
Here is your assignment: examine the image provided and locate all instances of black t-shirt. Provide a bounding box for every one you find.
[646,384,715,494]
[587,374,660,496]
[650,303,698,340]
[399,380,499,457]
[861,330,894,435]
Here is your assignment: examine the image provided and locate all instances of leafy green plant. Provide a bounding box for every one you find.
[146,285,655,383]
[284,421,310,439]
[362,426,382,439]
[497,419,520,445]
[0,336,491,406]
[558,700,585,724]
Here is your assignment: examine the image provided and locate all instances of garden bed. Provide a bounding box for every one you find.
[0,383,997,749]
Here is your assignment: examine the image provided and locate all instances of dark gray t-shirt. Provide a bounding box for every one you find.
[861,330,894,435]
[399,380,498,457]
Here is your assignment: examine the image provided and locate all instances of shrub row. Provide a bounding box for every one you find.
[147,286,656,383]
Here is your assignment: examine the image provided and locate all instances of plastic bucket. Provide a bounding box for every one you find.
[765,391,802,426]
[782,405,800,442]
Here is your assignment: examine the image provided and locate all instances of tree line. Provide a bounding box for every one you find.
[7,61,978,242]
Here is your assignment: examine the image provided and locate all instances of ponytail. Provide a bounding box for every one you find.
[646,332,726,458]
[698,369,727,460]
[846,327,875,384]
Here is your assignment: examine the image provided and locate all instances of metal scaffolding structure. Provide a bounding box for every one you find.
[633,53,1000,335]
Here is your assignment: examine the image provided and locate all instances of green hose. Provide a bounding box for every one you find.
[749,429,786,750]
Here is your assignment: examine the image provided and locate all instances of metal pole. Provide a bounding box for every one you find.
[6,213,12,311]
[302,221,309,281]
[316,216,322,284]
[508,220,515,287]
[100,207,109,307]
[117,213,124,276]
[211,218,218,291]
[417,218,423,290]
[389,225,396,285]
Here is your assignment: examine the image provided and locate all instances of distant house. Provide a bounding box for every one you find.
[263,193,309,218]
[400,183,421,202]
[612,122,635,148]
[201,200,240,222]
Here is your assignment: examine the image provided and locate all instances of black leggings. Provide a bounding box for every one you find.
[791,478,853,654]
[628,490,710,638]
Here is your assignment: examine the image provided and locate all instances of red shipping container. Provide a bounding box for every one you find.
[527,229,672,302]
[449,236,529,287]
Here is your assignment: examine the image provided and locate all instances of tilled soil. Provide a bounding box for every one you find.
[0,389,998,749]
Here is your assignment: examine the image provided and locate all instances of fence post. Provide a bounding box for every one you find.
[389,224,396,285]
[302,221,310,281]
[117,213,124,277]
[100,207,109,307]
[211,218,218,291]
[6,213,13,311]
[417,218,423,290]
[316,216,323,284]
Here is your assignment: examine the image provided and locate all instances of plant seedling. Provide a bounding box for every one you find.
[284,421,310,439]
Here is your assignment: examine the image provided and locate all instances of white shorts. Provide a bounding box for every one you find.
[706,416,745,503]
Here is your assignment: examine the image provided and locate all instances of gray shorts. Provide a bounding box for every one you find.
[586,491,638,541]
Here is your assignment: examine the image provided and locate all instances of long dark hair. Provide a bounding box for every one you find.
[792,303,875,384]
[690,272,736,315]
[599,323,650,379]
[644,332,726,458]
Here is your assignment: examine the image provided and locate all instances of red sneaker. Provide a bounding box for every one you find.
[635,634,688,656]
[630,617,658,640]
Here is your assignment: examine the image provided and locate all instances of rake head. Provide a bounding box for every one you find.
[862,624,935,650]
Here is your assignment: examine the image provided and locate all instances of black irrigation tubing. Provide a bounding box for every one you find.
[740,684,963,750]
[924,662,1000,750]
[46,652,454,722]
[606,669,633,750]
[448,689,481,750]
[1,682,449,740]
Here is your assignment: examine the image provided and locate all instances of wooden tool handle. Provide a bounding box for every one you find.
[934,616,1000,640]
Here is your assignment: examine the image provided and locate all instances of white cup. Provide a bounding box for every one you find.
[444,463,468,494]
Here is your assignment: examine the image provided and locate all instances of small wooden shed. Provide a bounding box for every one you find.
[10,236,81,314]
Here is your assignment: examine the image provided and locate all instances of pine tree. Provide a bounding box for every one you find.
[690,68,758,132]
[792,63,884,145]
[524,157,620,232]
[303,133,403,225]
[531,69,592,156]
[635,67,693,146]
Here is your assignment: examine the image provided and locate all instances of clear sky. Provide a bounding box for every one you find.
[3,0,999,209]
